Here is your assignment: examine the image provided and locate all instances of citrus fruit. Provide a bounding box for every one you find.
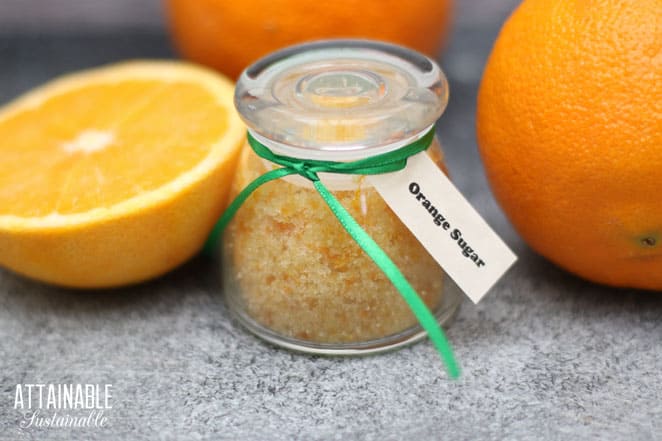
[0,61,245,288]
[477,0,662,290]
[166,0,453,78]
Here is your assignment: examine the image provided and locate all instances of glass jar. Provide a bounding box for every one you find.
[223,40,462,354]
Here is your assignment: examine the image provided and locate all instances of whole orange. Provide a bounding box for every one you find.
[477,0,662,290]
[166,0,452,78]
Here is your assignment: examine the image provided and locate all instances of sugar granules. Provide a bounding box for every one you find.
[224,144,446,343]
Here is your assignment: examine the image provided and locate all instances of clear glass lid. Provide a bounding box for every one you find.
[234,39,449,155]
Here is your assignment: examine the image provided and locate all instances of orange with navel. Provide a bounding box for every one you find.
[477,0,662,290]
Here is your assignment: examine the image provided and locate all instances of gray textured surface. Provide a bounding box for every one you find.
[1,13,661,441]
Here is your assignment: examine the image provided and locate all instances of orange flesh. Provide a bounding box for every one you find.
[0,80,229,217]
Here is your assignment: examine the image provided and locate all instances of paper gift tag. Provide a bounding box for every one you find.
[370,152,517,303]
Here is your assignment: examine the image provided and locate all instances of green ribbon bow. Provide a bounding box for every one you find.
[206,128,460,378]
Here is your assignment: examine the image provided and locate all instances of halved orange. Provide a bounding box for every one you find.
[0,61,245,288]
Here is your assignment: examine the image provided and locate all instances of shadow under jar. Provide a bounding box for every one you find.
[223,39,462,354]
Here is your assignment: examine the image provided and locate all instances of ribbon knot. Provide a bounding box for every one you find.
[289,161,320,181]
[205,128,460,378]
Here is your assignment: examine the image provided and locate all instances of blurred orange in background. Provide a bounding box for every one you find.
[166,0,453,78]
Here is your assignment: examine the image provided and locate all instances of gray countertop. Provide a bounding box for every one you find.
[1,22,661,441]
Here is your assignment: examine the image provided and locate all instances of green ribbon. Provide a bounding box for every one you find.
[206,128,460,378]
